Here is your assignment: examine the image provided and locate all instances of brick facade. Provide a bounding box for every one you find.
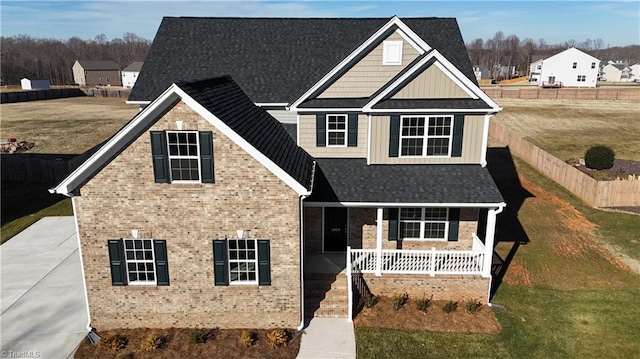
[74,102,301,329]
[362,274,489,302]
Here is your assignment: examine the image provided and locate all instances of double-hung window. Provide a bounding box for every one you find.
[212,239,271,286]
[167,131,200,182]
[400,116,452,157]
[124,239,156,284]
[227,239,258,284]
[107,238,169,286]
[400,208,449,240]
[577,75,586,82]
[326,114,347,147]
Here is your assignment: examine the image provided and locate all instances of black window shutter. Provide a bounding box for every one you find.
[154,240,170,286]
[150,131,169,183]
[347,114,358,147]
[257,240,271,286]
[389,115,400,157]
[451,115,465,157]
[107,239,127,286]
[199,131,215,183]
[448,208,460,241]
[388,208,399,241]
[212,240,229,286]
[316,114,326,147]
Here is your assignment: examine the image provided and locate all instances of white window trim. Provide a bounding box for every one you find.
[227,238,259,285]
[326,114,348,147]
[398,115,454,158]
[123,238,157,286]
[166,130,201,183]
[383,40,403,65]
[400,208,449,241]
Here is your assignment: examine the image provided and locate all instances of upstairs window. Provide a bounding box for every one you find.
[326,114,347,147]
[572,62,577,69]
[315,114,358,147]
[591,62,596,69]
[400,116,452,157]
[383,41,403,65]
[577,75,586,82]
[167,131,200,181]
[150,130,214,184]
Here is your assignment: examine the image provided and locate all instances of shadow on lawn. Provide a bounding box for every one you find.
[486,146,534,300]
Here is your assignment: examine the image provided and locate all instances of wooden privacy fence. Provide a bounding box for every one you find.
[490,122,640,207]
[0,88,86,103]
[484,88,640,101]
[80,88,131,98]
[1,154,74,185]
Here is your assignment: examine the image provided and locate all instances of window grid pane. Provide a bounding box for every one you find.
[228,239,258,284]
[166,131,200,181]
[400,116,452,157]
[326,115,347,146]
[124,239,156,284]
[399,208,448,241]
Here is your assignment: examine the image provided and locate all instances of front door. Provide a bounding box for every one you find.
[323,207,348,252]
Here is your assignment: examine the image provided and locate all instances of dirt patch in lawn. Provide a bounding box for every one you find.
[74,327,300,359]
[354,296,501,334]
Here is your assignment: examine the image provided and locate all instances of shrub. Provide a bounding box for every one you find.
[239,330,255,348]
[140,333,164,351]
[189,329,207,344]
[363,294,378,308]
[415,295,431,313]
[442,300,458,313]
[585,145,615,170]
[266,328,288,349]
[392,292,409,310]
[97,334,127,352]
[465,299,482,313]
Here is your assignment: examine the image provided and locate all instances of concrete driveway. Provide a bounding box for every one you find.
[1,216,88,359]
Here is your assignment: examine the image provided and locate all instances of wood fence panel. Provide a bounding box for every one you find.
[483,88,640,101]
[1,155,70,185]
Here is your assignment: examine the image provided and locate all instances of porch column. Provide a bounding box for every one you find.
[482,205,504,277]
[375,207,383,276]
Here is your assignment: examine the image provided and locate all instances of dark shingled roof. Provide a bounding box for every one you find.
[77,60,120,70]
[177,76,315,191]
[123,61,144,72]
[298,98,370,108]
[308,158,504,204]
[372,99,492,110]
[129,17,476,103]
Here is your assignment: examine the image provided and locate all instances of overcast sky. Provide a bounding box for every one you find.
[1,1,638,46]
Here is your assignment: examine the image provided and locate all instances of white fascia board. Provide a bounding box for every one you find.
[125,100,150,106]
[394,22,430,54]
[304,201,507,208]
[254,103,289,107]
[297,108,364,113]
[290,17,429,110]
[173,87,311,196]
[51,85,181,196]
[367,108,498,114]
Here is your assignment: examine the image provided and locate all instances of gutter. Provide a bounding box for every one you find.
[71,197,93,333]
[297,194,308,331]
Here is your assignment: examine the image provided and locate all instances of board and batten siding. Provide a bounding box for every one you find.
[369,115,485,164]
[317,32,420,98]
[392,64,471,99]
[298,114,367,158]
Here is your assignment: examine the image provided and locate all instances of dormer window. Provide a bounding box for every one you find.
[383,41,403,65]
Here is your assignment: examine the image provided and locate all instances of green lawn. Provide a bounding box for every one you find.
[356,153,640,359]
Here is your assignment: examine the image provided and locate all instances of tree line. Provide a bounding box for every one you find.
[0,33,151,85]
[467,32,640,80]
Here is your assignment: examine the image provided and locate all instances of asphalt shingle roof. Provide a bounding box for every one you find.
[372,99,492,110]
[129,17,476,103]
[308,158,504,204]
[77,60,120,70]
[177,76,315,191]
[123,62,144,72]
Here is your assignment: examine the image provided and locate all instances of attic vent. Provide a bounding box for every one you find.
[383,41,403,65]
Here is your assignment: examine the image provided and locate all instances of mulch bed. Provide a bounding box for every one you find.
[353,296,501,334]
[74,327,300,359]
[567,158,640,180]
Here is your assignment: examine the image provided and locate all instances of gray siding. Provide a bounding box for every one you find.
[369,115,485,164]
[267,110,297,124]
[318,32,420,98]
[298,114,367,158]
[392,64,471,99]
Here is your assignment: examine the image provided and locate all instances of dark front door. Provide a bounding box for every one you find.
[323,207,348,252]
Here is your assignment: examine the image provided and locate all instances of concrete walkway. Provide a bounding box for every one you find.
[1,217,88,359]
[297,317,356,359]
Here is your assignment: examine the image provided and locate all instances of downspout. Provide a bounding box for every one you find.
[480,113,493,167]
[486,203,506,307]
[71,196,93,332]
[297,194,308,331]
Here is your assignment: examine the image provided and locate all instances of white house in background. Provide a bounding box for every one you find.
[528,56,544,82]
[473,66,490,81]
[629,64,640,82]
[601,62,631,82]
[121,62,144,88]
[531,48,600,88]
[20,78,51,90]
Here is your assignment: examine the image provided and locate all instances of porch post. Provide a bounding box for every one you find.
[375,207,383,276]
[482,205,504,277]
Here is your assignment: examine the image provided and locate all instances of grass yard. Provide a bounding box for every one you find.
[493,99,640,162]
[0,96,139,154]
[356,151,640,358]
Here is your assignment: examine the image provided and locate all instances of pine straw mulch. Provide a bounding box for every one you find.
[74,327,300,359]
[353,296,501,334]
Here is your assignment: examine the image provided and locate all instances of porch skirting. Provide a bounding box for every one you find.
[361,274,489,302]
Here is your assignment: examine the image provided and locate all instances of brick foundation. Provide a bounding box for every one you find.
[362,274,489,302]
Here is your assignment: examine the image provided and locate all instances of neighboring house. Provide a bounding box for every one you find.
[601,62,631,82]
[473,66,490,81]
[528,56,544,82]
[72,60,122,86]
[531,48,600,87]
[52,17,505,331]
[629,63,640,82]
[20,78,50,90]
[121,62,144,88]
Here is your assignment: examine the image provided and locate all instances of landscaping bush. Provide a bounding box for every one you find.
[465,299,482,313]
[189,329,207,344]
[363,293,378,308]
[266,328,288,349]
[97,334,127,351]
[140,333,164,351]
[392,292,409,310]
[415,295,431,313]
[585,145,615,170]
[442,300,458,313]
[239,330,255,348]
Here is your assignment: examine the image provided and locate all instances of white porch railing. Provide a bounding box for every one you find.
[350,247,485,276]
